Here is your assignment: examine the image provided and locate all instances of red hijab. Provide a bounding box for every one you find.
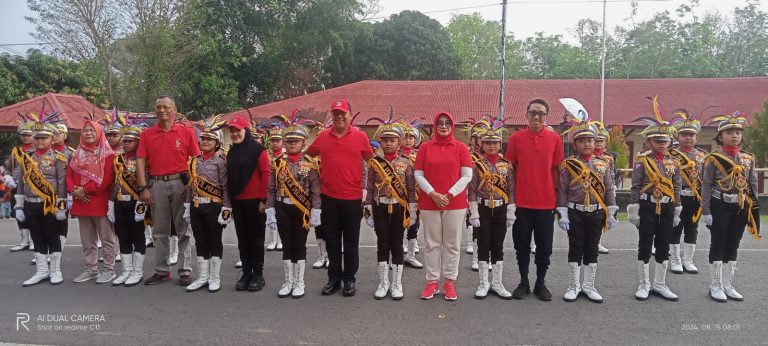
[70,121,114,186]
[432,111,456,146]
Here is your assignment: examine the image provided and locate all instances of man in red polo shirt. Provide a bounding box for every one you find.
[505,98,564,301]
[136,95,201,286]
[305,99,374,297]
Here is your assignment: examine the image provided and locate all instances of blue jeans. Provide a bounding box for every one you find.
[0,202,11,218]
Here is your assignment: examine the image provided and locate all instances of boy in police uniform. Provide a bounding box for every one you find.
[9,119,36,253]
[593,123,615,254]
[627,96,683,301]
[401,122,425,269]
[266,126,285,251]
[556,110,618,303]
[266,120,321,298]
[464,118,490,270]
[467,123,515,299]
[701,112,760,302]
[364,121,416,300]
[668,110,707,274]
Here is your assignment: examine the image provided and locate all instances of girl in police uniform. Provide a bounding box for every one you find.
[401,120,426,269]
[184,115,232,293]
[701,112,759,302]
[13,114,68,286]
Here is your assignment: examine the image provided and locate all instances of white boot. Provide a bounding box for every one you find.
[582,263,603,303]
[474,261,490,298]
[374,262,389,299]
[266,228,277,251]
[23,253,49,286]
[682,243,699,273]
[10,229,31,252]
[49,252,63,285]
[564,262,581,302]
[292,260,306,298]
[168,235,179,265]
[402,237,408,254]
[651,261,678,301]
[465,227,474,254]
[635,261,650,301]
[144,225,154,247]
[125,252,144,286]
[312,240,328,269]
[708,261,727,302]
[208,257,221,293]
[113,253,133,286]
[235,260,242,268]
[490,261,512,299]
[404,239,423,268]
[414,238,420,254]
[669,244,683,274]
[275,230,283,251]
[278,260,294,298]
[29,239,34,251]
[723,261,743,301]
[186,257,209,292]
[390,264,404,300]
[471,240,479,271]
[597,241,609,254]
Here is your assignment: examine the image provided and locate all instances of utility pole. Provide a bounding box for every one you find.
[499,0,508,119]
[600,0,607,123]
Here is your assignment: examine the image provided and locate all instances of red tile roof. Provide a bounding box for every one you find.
[0,93,106,131]
[225,78,768,127]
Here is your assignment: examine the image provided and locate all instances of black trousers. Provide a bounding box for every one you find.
[566,209,604,265]
[115,200,147,254]
[57,218,68,237]
[24,202,60,254]
[512,207,554,280]
[708,198,747,263]
[671,195,700,244]
[276,202,310,262]
[321,194,362,283]
[477,204,507,263]
[191,203,224,259]
[638,201,674,264]
[406,210,420,240]
[233,198,266,276]
[373,204,405,264]
[315,225,325,240]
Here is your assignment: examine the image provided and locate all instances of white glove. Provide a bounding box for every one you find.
[55,198,67,220]
[183,202,191,224]
[107,200,115,223]
[627,203,640,227]
[702,214,713,226]
[310,208,322,227]
[607,205,619,229]
[218,207,233,225]
[557,207,570,231]
[15,209,25,222]
[14,194,25,210]
[364,204,374,228]
[265,207,277,230]
[506,203,516,228]
[469,201,480,228]
[673,206,683,227]
[134,201,147,222]
[408,203,417,227]
[66,194,73,210]
[55,210,67,220]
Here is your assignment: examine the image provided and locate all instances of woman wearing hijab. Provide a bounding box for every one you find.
[67,121,117,284]
[415,111,473,301]
[227,116,271,291]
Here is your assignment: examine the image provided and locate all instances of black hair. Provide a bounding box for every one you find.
[527,99,549,114]
[714,131,743,147]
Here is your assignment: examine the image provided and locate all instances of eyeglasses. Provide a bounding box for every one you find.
[436,121,452,128]
[527,110,547,118]
[82,128,97,134]
[155,105,174,111]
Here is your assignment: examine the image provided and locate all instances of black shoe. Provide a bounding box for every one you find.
[342,281,356,297]
[512,282,530,299]
[322,281,341,295]
[248,275,265,291]
[236,271,252,291]
[533,280,552,301]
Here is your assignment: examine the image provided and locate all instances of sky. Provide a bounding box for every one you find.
[1,0,766,55]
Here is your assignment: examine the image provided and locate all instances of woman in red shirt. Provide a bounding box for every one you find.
[67,121,116,284]
[415,111,473,301]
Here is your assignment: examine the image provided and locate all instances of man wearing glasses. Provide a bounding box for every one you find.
[504,99,564,301]
[135,96,201,286]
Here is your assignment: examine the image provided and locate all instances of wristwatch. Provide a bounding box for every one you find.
[137,185,147,193]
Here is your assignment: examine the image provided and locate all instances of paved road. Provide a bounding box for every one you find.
[0,218,766,345]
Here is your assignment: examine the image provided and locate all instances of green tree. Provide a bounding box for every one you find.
[746,100,768,166]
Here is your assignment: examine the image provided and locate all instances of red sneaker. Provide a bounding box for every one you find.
[420,280,440,300]
[443,280,458,301]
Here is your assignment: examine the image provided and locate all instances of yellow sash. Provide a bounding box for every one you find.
[562,157,609,231]
[638,156,676,215]
[670,149,703,222]
[13,147,58,215]
[188,157,224,207]
[369,156,411,228]
[275,158,312,230]
[114,155,141,200]
[706,152,761,239]
[472,157,509,209]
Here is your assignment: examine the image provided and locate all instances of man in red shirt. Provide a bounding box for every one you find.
[305,99,374,297]
[136,96,201,286]
[505,99,564,301]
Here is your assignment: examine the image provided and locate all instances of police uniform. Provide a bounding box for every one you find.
[8,121,36,252]
[701,112,759,302]
[669,113,707,274]
[266,123,321,299]
[266,126,285,251]
[185,115,231,293]
[311,155,329,269]
[53,124,75,250]
[467,126,515,299]
[557,115,618,303]
[401,123,425,269]
[464,118,491,270]
[13,119,68,286]
[594,124,616,254]
[627,96,682,301]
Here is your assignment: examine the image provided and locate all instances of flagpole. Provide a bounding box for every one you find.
[600,0,607,123]
[499,0,508,119]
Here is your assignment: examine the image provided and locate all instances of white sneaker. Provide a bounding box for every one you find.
[95,270,116,284]
[73,269,99,283]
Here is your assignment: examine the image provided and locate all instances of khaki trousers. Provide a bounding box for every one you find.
[150,179,192,275]
[79,216,117,271]
[421,209,466,281]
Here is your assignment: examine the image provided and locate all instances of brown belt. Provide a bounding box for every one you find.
[150,174,181,181]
